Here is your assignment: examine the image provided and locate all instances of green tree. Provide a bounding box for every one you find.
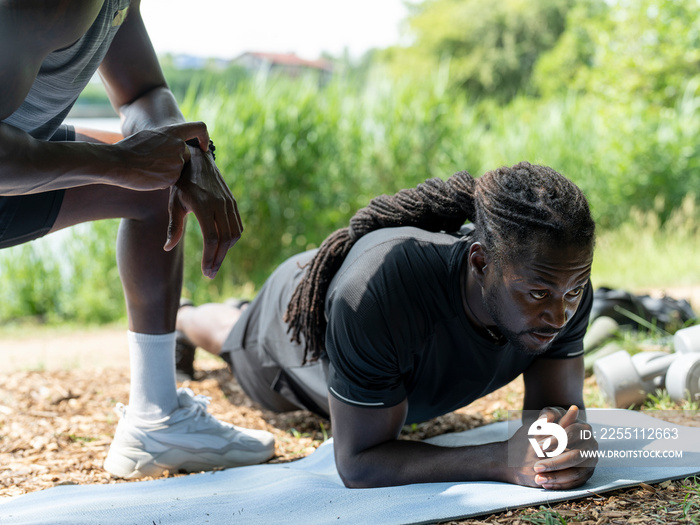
[384,0,573,100]
[533,0,700,107]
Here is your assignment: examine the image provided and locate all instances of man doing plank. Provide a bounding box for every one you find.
[177,162,598,489]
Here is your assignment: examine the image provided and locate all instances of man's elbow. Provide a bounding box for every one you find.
[335,455,385,489]
[339,474,370,489]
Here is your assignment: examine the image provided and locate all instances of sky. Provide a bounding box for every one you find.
[140,0,411,61]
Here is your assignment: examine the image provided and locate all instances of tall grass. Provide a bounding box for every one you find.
[177,76,477,302]
[0,221,123,326]
[1,74,698,324]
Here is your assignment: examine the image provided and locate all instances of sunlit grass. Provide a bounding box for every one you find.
[592,195,700,295]
[645,389,700,411]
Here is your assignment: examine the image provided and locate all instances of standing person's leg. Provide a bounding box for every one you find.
[59,128,180,418]
[0,126,274,478]
[52,185,180,418]
[48,184,275,478]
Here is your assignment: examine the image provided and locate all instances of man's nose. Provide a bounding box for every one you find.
[542,299,570,329]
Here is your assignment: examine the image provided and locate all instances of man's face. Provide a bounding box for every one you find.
[481,242,593,356]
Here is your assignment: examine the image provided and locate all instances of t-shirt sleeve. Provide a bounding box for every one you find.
[324,284,409,409]
[542,281,594,359]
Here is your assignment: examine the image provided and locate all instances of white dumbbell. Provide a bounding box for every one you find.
[673,325,700,353]
[594,351,676,408]
[667,325,700,403]
[594,349,700,407]
[666,353,700,403]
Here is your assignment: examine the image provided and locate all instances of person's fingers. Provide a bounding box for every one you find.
[205,204,243,278]
[227,198,243,245]
[538,405,578,426]
[534,464,594,490]
[231,197,243,236]
[534,448,583,473]
[198,214,222,278]
[539,406,565,423]
[168,121,210,151]
[558,405,579,428]
[210,211,233,276]
[164,192,186,252]
[182,141,191,164]
[213,188,243,265]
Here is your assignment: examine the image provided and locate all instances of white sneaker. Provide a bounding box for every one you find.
[104,388,275,479]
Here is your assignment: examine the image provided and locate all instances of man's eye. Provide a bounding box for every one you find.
[567,287,584,298]
[530,290,548,300]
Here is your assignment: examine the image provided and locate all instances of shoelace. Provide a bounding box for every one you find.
[111,390,220,426]
[179,390,218,424]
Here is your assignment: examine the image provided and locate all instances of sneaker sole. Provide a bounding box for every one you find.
[104,444,276,479]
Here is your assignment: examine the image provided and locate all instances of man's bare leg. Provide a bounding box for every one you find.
[176,303,243,356]
[51,184,181,417]
[50,185,181,335]
[49,183,275,478]
[55,128,181,336]
[43,130,274,479]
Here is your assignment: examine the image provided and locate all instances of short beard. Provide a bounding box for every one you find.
[481,283,554,356]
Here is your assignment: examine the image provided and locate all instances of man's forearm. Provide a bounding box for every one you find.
[0,122,124,195]
[0,116,201,196]
[337,439,508,489]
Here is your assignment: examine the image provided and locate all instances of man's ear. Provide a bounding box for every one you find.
[468,242,489,286]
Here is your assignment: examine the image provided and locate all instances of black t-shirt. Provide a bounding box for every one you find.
[324,227,592,425]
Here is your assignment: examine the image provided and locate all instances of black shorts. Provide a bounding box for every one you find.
[0,125,74,249]
[221,250,331,419]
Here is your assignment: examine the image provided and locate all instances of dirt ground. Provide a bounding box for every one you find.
[0,353,493,497]
[1,336,699,524]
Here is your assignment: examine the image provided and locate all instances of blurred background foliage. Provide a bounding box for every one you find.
[1,0,699,325]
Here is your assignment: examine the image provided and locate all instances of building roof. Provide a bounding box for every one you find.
[235,51,333,72]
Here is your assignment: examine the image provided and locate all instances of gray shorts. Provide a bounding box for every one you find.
[0,126,74,249]
[221,250,330,418]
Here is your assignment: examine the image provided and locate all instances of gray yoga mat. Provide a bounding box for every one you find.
[1,409,698,525]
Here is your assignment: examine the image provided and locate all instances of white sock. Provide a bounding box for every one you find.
[127,331,179,419]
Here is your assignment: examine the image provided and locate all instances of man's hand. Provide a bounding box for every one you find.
[506,405,598,490]
[111,120,241,278]
[163,138,242,279]
[112,122,210,191]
